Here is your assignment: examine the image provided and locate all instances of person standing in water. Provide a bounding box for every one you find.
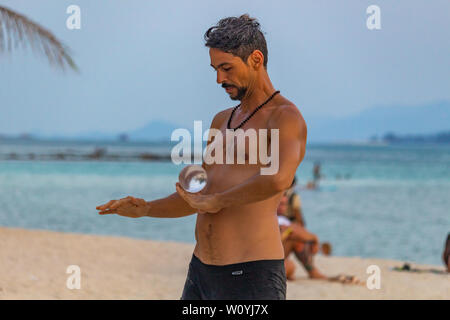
[96,14,307,300]
[313,161,322,184]
[306,162,322,189]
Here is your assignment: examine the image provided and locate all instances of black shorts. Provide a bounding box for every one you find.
[181,254,286,300]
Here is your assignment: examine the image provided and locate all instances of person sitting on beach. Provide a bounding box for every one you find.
[277,194,326,280]
[278,195,363,284]
[284,177,333,256]
[283,176,306,226]
[443,233,450,272]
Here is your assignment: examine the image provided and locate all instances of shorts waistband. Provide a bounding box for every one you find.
[191,253,284,273]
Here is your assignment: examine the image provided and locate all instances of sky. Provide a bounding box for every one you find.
[1,0,449,136]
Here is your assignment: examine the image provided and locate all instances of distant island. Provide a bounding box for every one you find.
[370,130,450,144]
[2,130,450,145]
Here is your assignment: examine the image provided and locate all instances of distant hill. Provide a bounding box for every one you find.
[19,120,183,142]
[306,101,450,143]
[3,101,449,143]
[127,120,182,142]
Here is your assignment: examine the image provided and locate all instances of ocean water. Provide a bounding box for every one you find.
[0,140,449,266]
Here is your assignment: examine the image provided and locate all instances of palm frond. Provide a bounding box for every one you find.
[0,5,78,72]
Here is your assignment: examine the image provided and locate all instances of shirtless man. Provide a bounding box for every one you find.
[95,14,307,300]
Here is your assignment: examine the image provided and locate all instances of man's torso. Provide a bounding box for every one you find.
[194,96,302,265]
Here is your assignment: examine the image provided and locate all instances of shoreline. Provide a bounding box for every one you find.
[0,226,448,300]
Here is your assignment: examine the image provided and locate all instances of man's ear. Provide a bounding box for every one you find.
[249,50,264,69]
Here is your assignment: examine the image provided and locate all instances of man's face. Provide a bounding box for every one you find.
[209,48,251,101]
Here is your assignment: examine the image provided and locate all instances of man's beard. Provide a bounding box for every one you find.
[223,84,247,101]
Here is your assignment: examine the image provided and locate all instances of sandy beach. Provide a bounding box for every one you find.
[0,226,448,300]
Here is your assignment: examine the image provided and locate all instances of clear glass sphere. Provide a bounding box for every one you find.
[178,164,207,193]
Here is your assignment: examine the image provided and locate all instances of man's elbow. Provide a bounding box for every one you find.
[271,173,292,193]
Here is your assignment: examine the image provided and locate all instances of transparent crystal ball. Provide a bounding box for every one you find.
[178,164,207,193]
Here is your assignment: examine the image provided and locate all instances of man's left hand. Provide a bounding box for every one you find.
[175,183,222,214]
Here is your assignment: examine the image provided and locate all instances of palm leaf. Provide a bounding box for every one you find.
[0,5,78,71]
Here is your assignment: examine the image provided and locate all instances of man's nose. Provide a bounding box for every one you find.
[216,70,227,84]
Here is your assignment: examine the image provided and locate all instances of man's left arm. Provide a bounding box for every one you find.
[175,105,307,212]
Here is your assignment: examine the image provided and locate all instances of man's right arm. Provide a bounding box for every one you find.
[145,192,197,218]
[145,108,230,218]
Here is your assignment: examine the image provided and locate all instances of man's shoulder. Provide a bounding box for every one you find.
[216,106,235,119]
[210,107,235,129]
[269,102,306,132]
[273,101,302,118]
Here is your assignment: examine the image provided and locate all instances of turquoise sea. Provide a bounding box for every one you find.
[0,139,449,266]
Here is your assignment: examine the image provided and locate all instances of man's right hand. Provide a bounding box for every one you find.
[96,196,148,218]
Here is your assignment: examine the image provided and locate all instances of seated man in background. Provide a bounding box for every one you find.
[284,177,333,257]
[277,194,326,280]
[278,195,363,284]
[283,176,306,226]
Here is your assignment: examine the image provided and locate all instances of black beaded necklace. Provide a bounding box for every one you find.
[227,90,280,130]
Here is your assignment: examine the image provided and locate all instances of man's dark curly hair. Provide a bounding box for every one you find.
[204,14,268,69]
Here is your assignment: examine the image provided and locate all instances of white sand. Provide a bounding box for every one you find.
[0,227,448,300]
